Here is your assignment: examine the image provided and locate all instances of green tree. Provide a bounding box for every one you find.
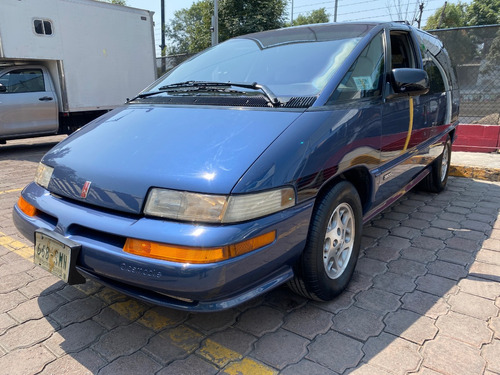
[166,0,288,54]
[99,0,127,5]
[424,2,467,29]
[293,8,329,26]
[467,0,500,26]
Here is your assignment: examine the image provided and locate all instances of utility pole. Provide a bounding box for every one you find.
[211,0,219,46]
[160,0,166,74]
[291,0,293,26]
[416,1,424,28]
[334,0,338,22]
[437,1,447,29]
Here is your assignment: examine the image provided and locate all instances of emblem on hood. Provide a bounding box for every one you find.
[80,181,92,199]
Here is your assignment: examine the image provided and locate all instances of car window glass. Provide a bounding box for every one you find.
[390,32,417,69]
[328,32,385,103]
[423,56,446,94]
[1,69,45,93]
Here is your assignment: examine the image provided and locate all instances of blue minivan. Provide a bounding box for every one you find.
[13,22,459,311]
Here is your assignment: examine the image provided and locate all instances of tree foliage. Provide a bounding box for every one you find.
[466,0,500,26]
[424,2,467,29]
[166,0,288,54]
[293,8,329,26]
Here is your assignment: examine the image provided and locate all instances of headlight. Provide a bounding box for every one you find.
[34,163,54,189]
[144,187,295,223]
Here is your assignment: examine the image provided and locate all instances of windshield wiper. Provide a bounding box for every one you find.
[149,81,282,107]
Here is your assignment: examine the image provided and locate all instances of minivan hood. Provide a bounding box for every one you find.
[43,105,303,214]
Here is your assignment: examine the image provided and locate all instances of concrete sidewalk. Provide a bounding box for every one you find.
[451,151,500,182]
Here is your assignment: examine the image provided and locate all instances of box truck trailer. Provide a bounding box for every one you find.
[0,0,156,143]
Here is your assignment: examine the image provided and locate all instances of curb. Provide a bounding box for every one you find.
[450,164,500,182]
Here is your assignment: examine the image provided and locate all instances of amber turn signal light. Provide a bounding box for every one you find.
[17,196,38,217]
[123,231,276,264]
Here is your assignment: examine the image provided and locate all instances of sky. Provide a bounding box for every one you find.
[126,0,471,56]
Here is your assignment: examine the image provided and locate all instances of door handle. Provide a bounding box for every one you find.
[39,96,53,101]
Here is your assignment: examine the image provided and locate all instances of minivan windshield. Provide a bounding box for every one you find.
[150,25,373,98]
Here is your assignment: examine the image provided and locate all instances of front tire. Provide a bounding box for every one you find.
[289,181,362,301]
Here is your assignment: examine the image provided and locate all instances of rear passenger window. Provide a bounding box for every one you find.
[423,58,446,94]
[329,33,385,103]
[0,69,45,93]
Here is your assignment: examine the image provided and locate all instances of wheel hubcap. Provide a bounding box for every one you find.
[441,143,449,183]
[323,202,355,279]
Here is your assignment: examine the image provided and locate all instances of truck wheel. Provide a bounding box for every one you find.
[421,136,451,193]
[289,181,362,301]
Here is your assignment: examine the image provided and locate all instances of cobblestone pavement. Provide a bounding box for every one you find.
[1,136,499,375]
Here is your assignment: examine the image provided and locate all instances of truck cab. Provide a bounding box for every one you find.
[0,64,58,142]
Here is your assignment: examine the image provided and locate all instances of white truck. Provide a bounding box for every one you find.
[0,0,156,144]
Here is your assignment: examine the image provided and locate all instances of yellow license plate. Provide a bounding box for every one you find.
[34,231,72,283]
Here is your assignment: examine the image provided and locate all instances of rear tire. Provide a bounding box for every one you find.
[289,181,362,301]
[420,136,451,193]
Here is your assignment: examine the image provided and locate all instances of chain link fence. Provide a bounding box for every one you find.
[430,25,500,125]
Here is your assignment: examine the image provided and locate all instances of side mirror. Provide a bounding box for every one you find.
[0,84,6,93]
[388,68,429,98]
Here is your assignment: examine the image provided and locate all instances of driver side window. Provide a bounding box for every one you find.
[329,33,385,103]
[0,69,45,93]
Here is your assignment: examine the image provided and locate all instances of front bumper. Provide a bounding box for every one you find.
[14,182,314,311]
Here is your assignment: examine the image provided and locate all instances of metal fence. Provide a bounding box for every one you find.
[430,25,500,125]
[155,26,500,125]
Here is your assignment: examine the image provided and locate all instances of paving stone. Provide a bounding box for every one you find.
[333,305,384,341]
[18,276,64,298]
[346,272,373,293]
[57,281,103,301]
[186,309,238,334]
[384,309,437,345]
[99,350,162,375]
[0,290,27,313]
[461,220,491,233]
[482,238,500,251]
[313,290,356,314]
[44,319,105,356]
[393,203,417,214]
[137,306,188,332]
[436,311,492,347]
[307,331,363,373]
[204,328,256,358]
[0,313,16,335]
[448,292,499,320]
[400,246,437,263]
[469,262,500,282]
[50,296,105,327]
[40,349,106,375]
[427,260,467,280]
[482,340,500,374]
[354,288,401,314]
[490,317,500,339]
[355,258,387,277]
[439,212,466,223]
[264,287,308,313]
[423,336,485,375]
[364,246,401,262]
[362,332,421,375]
[0,317,56,351]
[0,344,55,375]
[92,305,136,330]
[437,248,473,266]
[143,325,203,365]
[283,304,332,339]
[253,329,309,370]
[157,354,218,375]
[454,229,487,242]
[444,205,470,215]
[236,305,283,337]
[387,258,427,278]
[422,227,453,240]
[378,235,412,249]
[0,259,34,278]
[411,236,445,251]
[400,218,431,230]
[91,323,154,362]
[372,218,400,230]
[411,211,438,222]
[452,199,476,209]
[431,218,461,231]
[401,290,449,319]
[373,272,416,295]
[458,277,500,300]
[0,272,33,294]
[477,249,500,266]
[95,287,129,305]
[383,211,409,221]
[281,359,338,375]
[467,212,496,224]
[363,226,389,239]
[360,235,378,250]
[412,367,448,375]
[8,292,67,323]
[390,226,423,240]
